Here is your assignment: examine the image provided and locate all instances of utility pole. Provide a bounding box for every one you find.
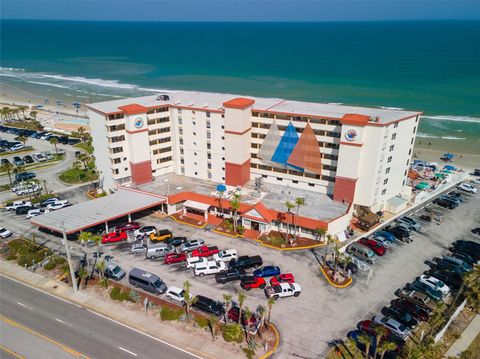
[43,180,48,195]
[62,221,78,294]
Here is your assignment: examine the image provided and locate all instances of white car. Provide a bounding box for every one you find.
[16,185,41,196]
[32,153,46,162]
[370,235,392,248]
[130,243,147,255]
[264,282,302,299]
[44,151,53,160]
[9,144,25,152]
[5,200,32,211]
[213,249,238,262]
[133,225,156,239]
[185,256,207,269]
[373,314,411,340]
[418,275,450,297]
[458,183,477,194]
[164,286,192,303]
[46,200,70,211]
[194,260,226,276]
[26,208,44,219]
[0,227,13,238]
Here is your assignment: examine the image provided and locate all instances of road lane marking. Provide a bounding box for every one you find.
[118,347,138,356]
[16,302,33,310]
[55,318,72,327]
[0,315,89,358]
[0,274,202,359]
[0,344,25,359]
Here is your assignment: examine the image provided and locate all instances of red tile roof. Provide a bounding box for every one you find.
[340,114,370,126]
[223,98,255,110]
[118,104,149,115]
[168,191,328,230]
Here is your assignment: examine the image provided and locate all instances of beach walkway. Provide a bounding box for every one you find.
[445,314,480,357]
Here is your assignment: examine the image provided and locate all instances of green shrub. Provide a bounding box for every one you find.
[242,348,255,359]
[159,306,184,321]
[128,290,140,303]
[54,257,66,265]
[195,317,210,329]
[222,323,243,343]
[110,287,123,301]
[6,253,17,261]
[44,261,57,270]
[237,225,245,235]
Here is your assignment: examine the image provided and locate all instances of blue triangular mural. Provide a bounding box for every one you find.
[271,122,302,171]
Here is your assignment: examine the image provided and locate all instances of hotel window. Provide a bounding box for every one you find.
[413,126,416,133]
[206,121,211,128]
[193,132,196,136]
[207,132,211,139]
[382,189,387,195]
[179,139,184,145]
[221,136,225,140]
[208,163,212,169]
[206,112,211,118]
[387,156,392,163]
[179,128,183,135]
[178,109,182,114]
[404,170,408,176]
[113,169,119,175]
[180,148,184,155]
[409,149,412,155]
[411,138,414,144]
[308,183,315,187]
[181,167,185,174]
[180,158,184,164]
[178,118,182,124]
[222,167,225,171]
[193,121,196,126]
[112,158,121,164]
[383,178,389,185]
[159,156,172,163]
[207,143,211,149]
[208,173,212,179]
[406,159,410,166]
[194,152,197,156]
[112,146,123,154]
[385,167,390,174]
[222,157,225,161]
[276,177,283,181]
[394,122,399,128]
[389,145,395,152]
[221,125,225,129]
[207,153,211,159]
[292,180,298,184]
[391,133,397,140]
[222,147,225,150]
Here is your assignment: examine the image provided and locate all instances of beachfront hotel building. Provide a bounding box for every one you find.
[86,91,421,238]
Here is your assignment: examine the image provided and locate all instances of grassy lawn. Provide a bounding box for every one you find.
[0,184,11,192]
[74,142,93,154]
[59,168,98,184]
[0,155,65,175]
[0,147,35,157]
[465,332,480,357]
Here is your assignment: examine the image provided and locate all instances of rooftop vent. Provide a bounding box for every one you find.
[189,102,194,106]
[157,94,170,101]
[203,103,209,108]
[174,101,180,105]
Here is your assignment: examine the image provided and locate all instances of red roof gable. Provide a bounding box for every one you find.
[118,104,148,115]
[340,114,370,126]
[223,98,255,110]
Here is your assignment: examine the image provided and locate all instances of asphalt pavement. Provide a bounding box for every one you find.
[0,275,200,359]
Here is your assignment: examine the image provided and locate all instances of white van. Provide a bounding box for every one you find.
[213,249,238,262]
[194,260,226,276]
[145,244,174,259]
[186,256,207,269]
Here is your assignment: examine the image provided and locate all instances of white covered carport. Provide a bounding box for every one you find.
[182,200,211,220]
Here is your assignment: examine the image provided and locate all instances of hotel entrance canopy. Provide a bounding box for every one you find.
[183,200,211,212]
[30,188,166,234]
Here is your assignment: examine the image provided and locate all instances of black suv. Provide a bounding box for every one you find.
[166,236,187,247]
[425,270,463,291]
[386,226,412,243]
[215,268,246,284]
[192,295,224,316]
[434,198,457,209]
[382,306,419,328]
[228,255,263,270]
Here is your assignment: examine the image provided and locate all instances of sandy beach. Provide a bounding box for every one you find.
[0,82,90,133]
[413,147,479,173]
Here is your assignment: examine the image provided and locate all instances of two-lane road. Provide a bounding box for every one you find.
[0,275,200,359]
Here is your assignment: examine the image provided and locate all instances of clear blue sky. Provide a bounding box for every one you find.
[2,0,479,21]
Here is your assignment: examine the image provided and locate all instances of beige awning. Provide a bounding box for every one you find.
[183,200,210,212]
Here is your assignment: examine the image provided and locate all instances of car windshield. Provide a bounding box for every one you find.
[367,250,375,258]
[112,266,121,274]
[153,279,163,288]
[398,323,407,331]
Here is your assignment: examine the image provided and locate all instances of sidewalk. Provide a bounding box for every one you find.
[0,260,248,359]
[445,314,480,357]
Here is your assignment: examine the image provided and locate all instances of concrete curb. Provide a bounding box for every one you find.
[170,215,207,229]
[258,323,280,359]
[318,264,353,289]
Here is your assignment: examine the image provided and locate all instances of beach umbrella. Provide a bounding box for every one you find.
[416,182,430,190]
[442,170,454,174]
[434,173,445,179]
[72,102,81,108]
[216,184,227,193]
[443,165,456,171]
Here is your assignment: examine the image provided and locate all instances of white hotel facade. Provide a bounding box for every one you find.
[87,91,421,234]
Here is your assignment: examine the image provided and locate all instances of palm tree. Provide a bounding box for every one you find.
[256,305,266,332]
[229,193,241,233]
[78,231,93,248]
[18,105,27,119]
[183,280,197,318]
[30,111,38,122]
[95,260,106,280]
[78,153,90,169]
[266,298,275,327]
[77,126,86,142]
[377,341,397,359]
[285,201,295,244]
[238,291,246,325]
[49,137,59,154]
[208,315,219,341]
[17,136,28,146]
[344,338,363,359]
[357,333,372,358]
[323,234,333,266]
[243,306,252,339]
[293,197,305,242]
[78,267,89,289]
[62,264,71,284]
[428,302,446,336]
[372,326,389,359]
[0,162,14,186]
[223,294,232,323]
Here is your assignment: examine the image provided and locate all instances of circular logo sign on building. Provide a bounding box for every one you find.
[134,117,144,129]
[344,129,358,142]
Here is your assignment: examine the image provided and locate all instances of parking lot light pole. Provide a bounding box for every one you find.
[61,221,78,294]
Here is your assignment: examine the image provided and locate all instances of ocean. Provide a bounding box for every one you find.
[1,20,479,153]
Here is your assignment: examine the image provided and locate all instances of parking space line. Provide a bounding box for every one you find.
[16,302,33,311]
[55,318,72,327]
[118,346,138,356]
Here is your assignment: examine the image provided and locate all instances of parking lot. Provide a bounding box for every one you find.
[1,179,478,358]
[0,132,80,202]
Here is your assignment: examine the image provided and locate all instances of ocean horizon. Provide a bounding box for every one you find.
[1,20,479,153]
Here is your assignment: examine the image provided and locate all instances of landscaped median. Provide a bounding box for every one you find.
[0,238,280,359]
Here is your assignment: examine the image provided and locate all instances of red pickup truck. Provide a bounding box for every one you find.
[101,231,128,244]
[191,245,219,258]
